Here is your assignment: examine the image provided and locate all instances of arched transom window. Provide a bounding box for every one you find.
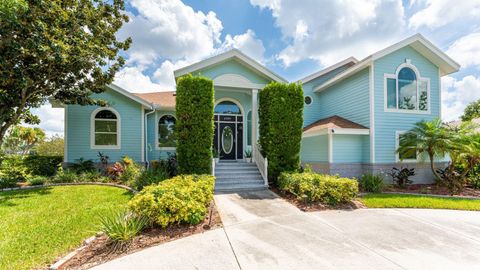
[158,115,176,148]
[385,63,429,112]
[92,109,120,148]
[215,101,242,115]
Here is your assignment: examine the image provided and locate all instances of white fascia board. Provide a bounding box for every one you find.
[174,49,287,83]
[302,128,329,138]
[107,84,153,109]
[314,58,372,93]
[300,57,358,84]
[331,128,370,135]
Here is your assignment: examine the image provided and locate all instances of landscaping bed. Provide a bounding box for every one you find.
[58,201,222,270]
[273,171,362,211]
[272,186,365,211]
[383,184,480,198]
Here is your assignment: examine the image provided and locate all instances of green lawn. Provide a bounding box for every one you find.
[360,193,480,211]
[0,185,132,270]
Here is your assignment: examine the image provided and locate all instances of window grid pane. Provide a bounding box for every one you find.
[387,78,397,109]
[95,133,117,145]
[158,115,176,147]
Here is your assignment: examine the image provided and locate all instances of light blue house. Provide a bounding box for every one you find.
[59,34,460,184]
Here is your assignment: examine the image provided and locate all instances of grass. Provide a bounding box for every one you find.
[0,185,132,270]
[360,193,480,211]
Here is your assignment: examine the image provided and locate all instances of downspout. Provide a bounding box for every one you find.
[144,105,156,169]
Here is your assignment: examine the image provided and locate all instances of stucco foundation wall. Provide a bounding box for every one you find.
[302,161,447,184]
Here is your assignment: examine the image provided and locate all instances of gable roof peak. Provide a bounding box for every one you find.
[174,49,287,83]
[300,57,358,84]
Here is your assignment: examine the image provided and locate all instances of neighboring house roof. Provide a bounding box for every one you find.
[303,115,369,137]
[314,33,461,93]
[299,57,358,84]
[174,49,287,83]
[133,91,176,110]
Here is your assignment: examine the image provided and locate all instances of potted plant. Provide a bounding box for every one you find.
[245,149,252,163]
[212,148,219,163]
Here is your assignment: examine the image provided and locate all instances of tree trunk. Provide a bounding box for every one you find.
[429,152,442,182]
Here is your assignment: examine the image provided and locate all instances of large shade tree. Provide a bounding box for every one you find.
[0,0,131,141]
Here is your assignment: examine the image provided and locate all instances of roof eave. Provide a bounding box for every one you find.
[300,57,359,84]
[313,58,372,93]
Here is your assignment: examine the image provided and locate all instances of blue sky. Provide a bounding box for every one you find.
[37,0,480,136]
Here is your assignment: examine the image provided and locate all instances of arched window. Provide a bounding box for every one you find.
[247,111,252,146]
[214,101,242,114]
[92,108,120,148]
[385,63,429,112]
[398,67,417,110]
[158,115,176,148]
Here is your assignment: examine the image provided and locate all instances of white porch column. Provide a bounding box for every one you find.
[251,89,258,161]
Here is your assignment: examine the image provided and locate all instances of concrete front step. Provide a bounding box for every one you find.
[216,179,264,185]
[216,162,257,167]
[216,173,262,179]
[214,184,267,192]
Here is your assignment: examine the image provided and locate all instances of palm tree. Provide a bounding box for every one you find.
[397,118,451,182]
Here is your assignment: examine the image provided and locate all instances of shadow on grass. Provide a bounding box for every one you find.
[0,187,52,207]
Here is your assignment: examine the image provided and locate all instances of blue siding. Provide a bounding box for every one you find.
[332,135,365,163]
[195,60,271,85]
[304,68,370,128]
[373,46,440,163]
[301,135,328,162]
[66,89,143,163]
[302,65,351,126]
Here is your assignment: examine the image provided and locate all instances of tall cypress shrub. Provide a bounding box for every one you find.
[176,75,214,174]
[259,82,304,183]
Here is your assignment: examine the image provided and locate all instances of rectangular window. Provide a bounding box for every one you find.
[94,120,117,146]
[397,133,417,161]
[418,80,428,111]
[386,78,397,109]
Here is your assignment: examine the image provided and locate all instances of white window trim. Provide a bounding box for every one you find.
[395,131,418,163]
[155,112,177,151]
[246,110,252,147]
[304,95,313,106]
[384,61,431,114]
[90,107,121,150]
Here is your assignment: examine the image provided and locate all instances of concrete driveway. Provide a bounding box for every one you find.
[94,190,480,270]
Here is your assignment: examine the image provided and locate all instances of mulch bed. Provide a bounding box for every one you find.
[56,202,222,270]
[383,184,480,197]
[270,186,366,212]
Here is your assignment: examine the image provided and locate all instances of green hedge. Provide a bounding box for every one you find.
[175,75,214,174]
[24,155,63,176]
[259,82,303,182]
[278,172,358,205]
[128,174,215,228]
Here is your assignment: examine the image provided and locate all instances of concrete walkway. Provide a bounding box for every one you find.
[94,190,480,270]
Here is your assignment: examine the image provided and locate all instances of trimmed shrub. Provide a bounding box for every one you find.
[23,155,63,176]
[359,173,385,193]
[278,172,358,205]
[259,82,304,182]
[27,176,48,186]
[129,174,215,228]
[176,75,214,174]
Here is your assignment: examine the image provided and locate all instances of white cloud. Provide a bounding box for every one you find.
[118,0,224,67]
[27,104,64,137]
[442,75,480,121]
[446,32,480,69]
[409,0,480,29]
[114,66,163,93]
[250,0,406,67]
[219,29,266,63]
